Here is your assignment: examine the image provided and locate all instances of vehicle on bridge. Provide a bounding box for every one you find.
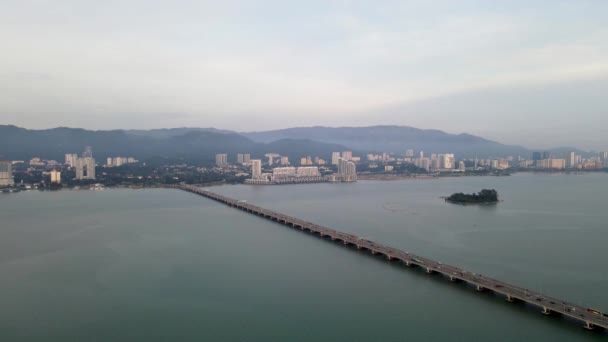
[587,308,603,316]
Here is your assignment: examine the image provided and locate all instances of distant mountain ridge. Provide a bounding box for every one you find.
[127,127,234,138]
[241,125,530,158]
[0,124,587,162]
[0,125,350,165]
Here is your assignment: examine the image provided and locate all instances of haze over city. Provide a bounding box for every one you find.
[2,0,607,150]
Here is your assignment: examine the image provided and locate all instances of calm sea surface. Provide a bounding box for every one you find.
[1,173,607,341]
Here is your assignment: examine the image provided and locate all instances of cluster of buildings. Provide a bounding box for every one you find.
[331,151,360,164]
[332,158,357,182]
[65,146,96,180]
[221,151,338,169]
[245,161,326,185]
[236,151,358,185]
[405,152,462,172]
[300,156,327,165]
[105,156,138,167]
[481,151,608,171]
[246,165,326,185]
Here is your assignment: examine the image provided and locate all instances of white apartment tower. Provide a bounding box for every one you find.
[331,152,340,165]
[600,152,608,167]
[564,151,576,168]
[65,154,78,167]
[338,158,357,182]
[50,169,62,184]
[0,161,15,186]
[215,154,228,166]
[251,160,262,179]
[75,157,96,180]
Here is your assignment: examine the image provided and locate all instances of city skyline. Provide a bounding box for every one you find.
[2,1,607,150]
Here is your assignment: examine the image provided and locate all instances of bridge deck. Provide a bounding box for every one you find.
[180,184,608,332]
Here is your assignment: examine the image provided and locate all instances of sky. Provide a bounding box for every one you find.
[1,0,607,150]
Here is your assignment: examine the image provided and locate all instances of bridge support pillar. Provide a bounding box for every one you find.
[386,255,392,260]
[404,261,411,267]
[542,307,551,315]
[584,321,595,330]
[426,267,433,274]
[506,295,515,302]
[371,250,377,255]
[449,276,457,282]
[476,285,485,292]
[356,245,362,249]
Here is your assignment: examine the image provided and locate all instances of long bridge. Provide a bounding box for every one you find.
[179,184,608,333]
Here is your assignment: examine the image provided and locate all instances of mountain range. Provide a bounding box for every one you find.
[0,124,585,164]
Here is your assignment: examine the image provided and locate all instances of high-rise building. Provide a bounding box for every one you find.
[265,153,281,166]
[563,151,576,168]
[405,149,414,158]
[75,157,96,180]
[237,154,245,164]
[542,151,550,160]
[458,161,466,171]
[536,159,566,169]
[345,161,357,181]
[0,161,15,186]
[65,154,78,167]
[439,154,455,169]
[337,158,357,181]
[50,169,61,184]
[331,152,340,165]
[342,151,352,161]
[532,152,542,161]
[215,154,228,166]
[82,146,93,158]
[600,152,608,167]
[251,160,262,179]
[431,158,440,170]
[243,154,251,164]
[75,158,85,179]
[280,156,289,165]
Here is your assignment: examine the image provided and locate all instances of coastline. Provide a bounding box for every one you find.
[357,174,436,181]
[444,199,501,205]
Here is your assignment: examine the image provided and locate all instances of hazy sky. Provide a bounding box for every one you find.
[1,1,607,149]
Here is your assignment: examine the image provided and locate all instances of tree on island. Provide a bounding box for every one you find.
[446,189,499,204]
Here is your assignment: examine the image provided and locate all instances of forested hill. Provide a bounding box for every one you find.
[0,125,350,165]
[242,125,532,158]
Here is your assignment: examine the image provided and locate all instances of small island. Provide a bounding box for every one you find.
[445,189,499,204]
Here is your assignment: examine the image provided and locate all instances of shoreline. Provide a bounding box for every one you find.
[444,199,501,205]
[357,174,436,181]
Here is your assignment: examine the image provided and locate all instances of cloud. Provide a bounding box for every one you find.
[0,0,606,149]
